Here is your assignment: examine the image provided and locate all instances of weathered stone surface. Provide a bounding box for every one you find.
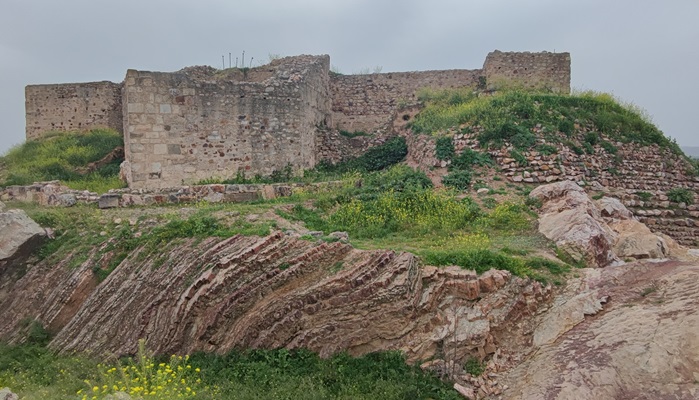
[0,210,46,267]
[530,181,617,267]
[57,193,77,207]
[98,194,121,209]
[0,201,4,212]
[0,387,19,400]
[610,219,669,259]
[502,261,699,400]
[596,197,634,219]
[0,233,550,366]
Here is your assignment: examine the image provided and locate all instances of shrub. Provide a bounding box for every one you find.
[599,140,618,154]
[536,144,558,155]
[558,119,574,135]
[667,187,694,204]
[80,339,206,400]
[509,149,528,166]
[635,191,653,202]
[450,148,493,171]
[464,357,484,377]
[435,136,455,161]
[317,137,408,173]
[442,170,472,190]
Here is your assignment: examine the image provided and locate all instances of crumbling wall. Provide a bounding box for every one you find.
[25,81,123,139]
[123,55,331,189]
[483,51,571,94]
[330,69,482,133]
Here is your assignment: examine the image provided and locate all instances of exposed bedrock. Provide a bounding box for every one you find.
[0,232,551,364]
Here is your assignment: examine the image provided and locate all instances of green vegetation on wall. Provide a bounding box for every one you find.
[410,89,681,154]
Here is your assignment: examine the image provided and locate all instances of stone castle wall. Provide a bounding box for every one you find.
[122,55,330,189]
[25,81,123,140]
[483,51,571,93]
[329,69,482,133]
[407,129,699,246]
[24,51,571,188]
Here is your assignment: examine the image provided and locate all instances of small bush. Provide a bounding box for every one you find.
[667,187,694,204]
[583,132,599,146]
[442,170,472,190]
[600,140,618,154]
[435,136,455,161]
[464,357,484,377]
[635,191,653,202]
[317,137,408,174]
[450,148,493,171]
[536,144,558,155]
[509,149,528,166]
[558,119,574,135]
[339,130,369,138]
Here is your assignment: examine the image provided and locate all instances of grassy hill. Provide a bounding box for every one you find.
[0,88,693,399]
[0,129,125,193]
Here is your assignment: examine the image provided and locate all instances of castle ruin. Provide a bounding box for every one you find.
[25,51,571,189]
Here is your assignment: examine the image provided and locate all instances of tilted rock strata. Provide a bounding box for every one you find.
[0,232,551,364]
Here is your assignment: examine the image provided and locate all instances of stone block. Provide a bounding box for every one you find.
[98,194,121,209]
[224,192,261,202]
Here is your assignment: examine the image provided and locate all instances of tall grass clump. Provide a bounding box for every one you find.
[328,189,480,238]
[0,129,125,192]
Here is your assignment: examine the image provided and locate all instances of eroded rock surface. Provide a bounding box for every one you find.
[0,209,46,269]
[530,181,678,267]
[0,232,551,365]
[502,261,699,400]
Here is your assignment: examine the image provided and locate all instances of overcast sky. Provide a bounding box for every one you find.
[1,0,697,154]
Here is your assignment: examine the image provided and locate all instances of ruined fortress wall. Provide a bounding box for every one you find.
[123,55,330,189]
[25,81,123,140]
[483,51,571,94]
[329,69,482,133]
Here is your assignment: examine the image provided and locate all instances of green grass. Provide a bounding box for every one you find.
[0,344,461,400]
[409,89,682,154]
[0,129,125,193]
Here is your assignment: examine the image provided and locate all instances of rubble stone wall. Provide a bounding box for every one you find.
[25,81,123,139]
[483,51,571,94]
[122,55,331,189]
[329,69,482,133]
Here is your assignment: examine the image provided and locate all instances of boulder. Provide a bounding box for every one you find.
[0,201,4,212]
[0,210,47,268]
[610,219,669,259]
[596,197,633,219]
[0,387,18,400]
[530,181,617,267]
[98,194,121,209]
[58,193,77,207]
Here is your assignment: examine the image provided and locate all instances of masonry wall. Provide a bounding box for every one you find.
[25,81,123,140]
[123,55,330,189]
[483,51,571,94]
[329,69,482,133]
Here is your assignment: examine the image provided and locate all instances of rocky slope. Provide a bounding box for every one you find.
[501,260,699,400]
[0,230,550,368]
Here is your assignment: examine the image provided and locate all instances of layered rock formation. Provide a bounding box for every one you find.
[0,231,550,366]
